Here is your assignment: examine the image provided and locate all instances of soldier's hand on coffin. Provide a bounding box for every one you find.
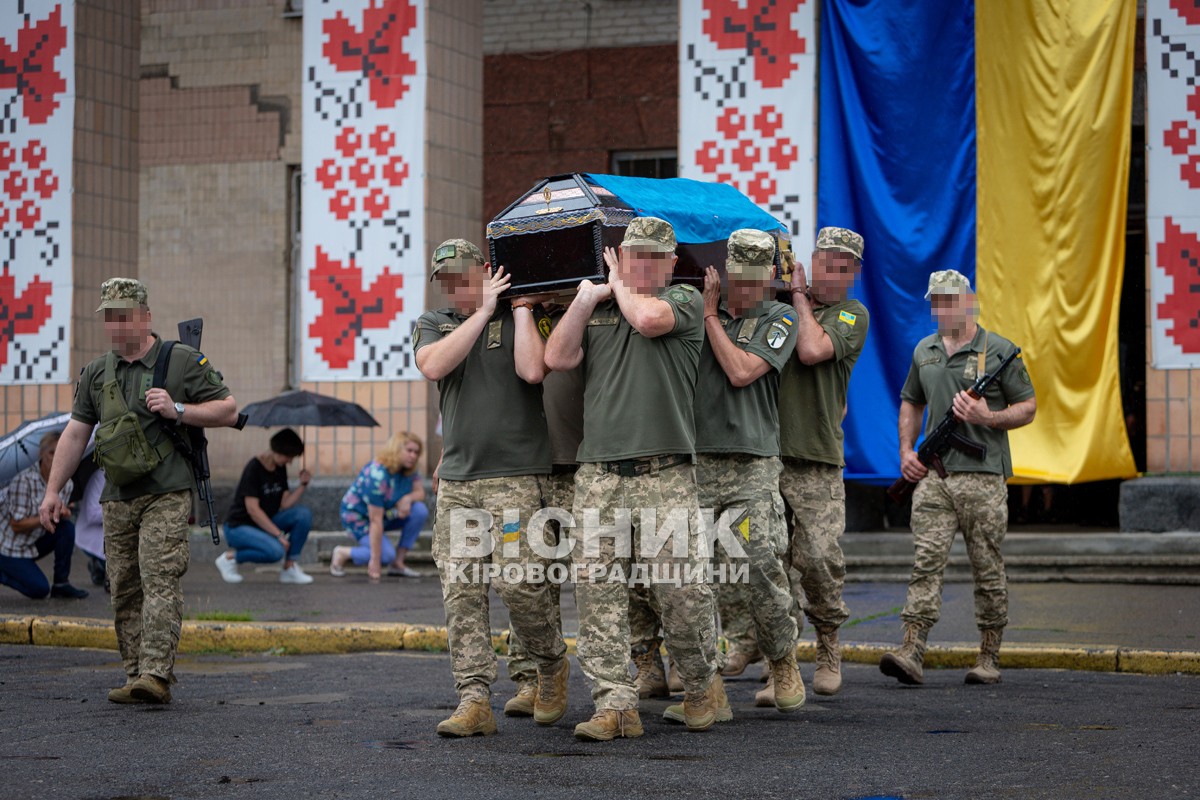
[481,264,512,315]
[513,292,555,307]
[703,267,722,316]
[603,245,621,278]
[790,257,810,298]
[574,279,612,306]
[952,390,992,426]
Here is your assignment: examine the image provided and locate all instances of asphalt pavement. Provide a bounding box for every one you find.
[1,645,1197,800]
[2,541,1198,653]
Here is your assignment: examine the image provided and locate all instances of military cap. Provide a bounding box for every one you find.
[429,238,485,281]
[725,229,776,279]
[622,216,677,253]
[95,278,148,312]
[924,269,973,299]
[815,226,865,261]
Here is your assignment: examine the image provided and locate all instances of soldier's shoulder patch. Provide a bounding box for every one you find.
[206,369,223,386]
[537,316,553,340]
[412,327,421,347]
[195,352,208,366]
[1019,367,1032,385]
[667,287,691,305]
[838,310,857,326]
[836,321,851,336]
[765,322,789,350]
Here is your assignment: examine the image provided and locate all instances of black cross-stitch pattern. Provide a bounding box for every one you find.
[686,44,749,109]
[1154,16,1200,87]
[359,329,414,378]
[9,323,62,382]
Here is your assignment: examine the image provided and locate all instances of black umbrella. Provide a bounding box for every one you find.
[239,390,380,428]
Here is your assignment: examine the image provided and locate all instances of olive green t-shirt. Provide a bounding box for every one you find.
[540,308,584,466]
[900,325,1035,478]
[778,298,870,467]
[695,300,797,457]
[72,334,232,502]
[414,307,550,481]
[576,283,704,462]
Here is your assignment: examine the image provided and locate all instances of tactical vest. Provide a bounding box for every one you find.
[91,344,188,487]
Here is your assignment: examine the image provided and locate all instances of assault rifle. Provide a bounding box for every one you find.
[887,347,1021,503]
[155,319,247,544]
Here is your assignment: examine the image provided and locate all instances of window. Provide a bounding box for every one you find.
[610,150,678,179]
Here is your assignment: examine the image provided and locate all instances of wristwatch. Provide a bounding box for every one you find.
[174,402,185,422]
[511,299,536,310]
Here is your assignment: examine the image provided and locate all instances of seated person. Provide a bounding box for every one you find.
[215,428,314,585]
[0,432,88,599]
[74,468,108,591]
[331,431,428,581]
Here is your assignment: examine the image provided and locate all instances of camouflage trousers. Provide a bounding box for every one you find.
[698,454,797,663]
[506,469,573,687]
[902,472,1009,631]
[102,490,192,681]
[779,458,850,631]
[573,461,718,711]
[433,476,567,702]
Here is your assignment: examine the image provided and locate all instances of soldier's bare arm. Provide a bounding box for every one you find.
[147,391,238,427]
[545,279,609,371]
[605,246,675,338]
[789,260,835,365]
[702,267,772,387]
[898,399,928,482]
[38,419,93,531]
[416,266,511,381]
[953,393,1036,430]
[512,303,548,384]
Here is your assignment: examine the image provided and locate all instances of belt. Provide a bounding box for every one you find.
[600,454,691,478]
[551,463,579,476]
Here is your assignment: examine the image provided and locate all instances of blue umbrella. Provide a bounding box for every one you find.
[0,412,96,489]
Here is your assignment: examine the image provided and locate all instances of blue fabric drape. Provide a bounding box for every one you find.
[818,0,977,483]
[586,174,786,244]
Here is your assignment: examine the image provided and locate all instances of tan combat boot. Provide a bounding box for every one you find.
[879,623,928,685]
[682,674,731,731]
[534,658,570,725]
[436,696,498,737]
[633,647,669,699]
[754,675,775,707]
[721,648,762,677]
[129,674,171,704]
[107,677,142,704]
[503,682,537,717]
[769,652,806,712]
[667,656,684,694]
[574,709,644,741]
[812,627,843,695]
[965,627,1003,685]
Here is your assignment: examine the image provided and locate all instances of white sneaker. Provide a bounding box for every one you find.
[215,553,243,584]
[280,564,314,585]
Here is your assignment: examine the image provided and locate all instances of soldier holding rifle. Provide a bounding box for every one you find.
[880,269,1036,687]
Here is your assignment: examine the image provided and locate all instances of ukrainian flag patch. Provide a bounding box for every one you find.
[502,521,521,544]
[780,314,794,326]
[197,354,208,366]
[838,310,857,326]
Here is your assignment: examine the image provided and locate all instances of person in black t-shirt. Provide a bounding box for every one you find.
[215,429,314,585]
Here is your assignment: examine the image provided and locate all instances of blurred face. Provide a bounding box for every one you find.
[621,246,677,295]
[39,439,57,475]
[727,273,772,313]
[931,291,975,335]
[400,440,422,471]
[103,306,152,353]
[810,250,860,301]
[437,262,486,311]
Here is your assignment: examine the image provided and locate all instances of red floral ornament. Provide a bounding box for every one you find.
[323,0,419,109]
[0,6,69,125]
[717,108,747,140]
[702,0,807,89]
[308,247,406,369]
[1182,154,1200,191]
[1164,120,1196,156]
[319,125,408,220]
[754,106,783,139]
[1170,0,1200,26]
[1157,217,1200,353]
[0,269,54,369]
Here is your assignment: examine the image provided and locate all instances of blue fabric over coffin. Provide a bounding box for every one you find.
[585,174,786,244]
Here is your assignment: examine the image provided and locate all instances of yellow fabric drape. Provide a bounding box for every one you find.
[975,0,1137,483]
